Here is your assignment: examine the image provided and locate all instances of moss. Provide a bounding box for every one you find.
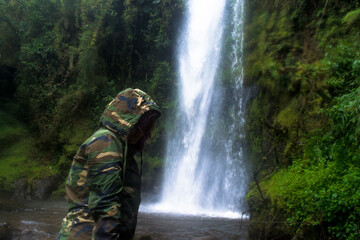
[0,110,57,190]
[275,98,299,130]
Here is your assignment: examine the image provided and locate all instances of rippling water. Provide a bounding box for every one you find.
[136,212,248,240]
[0,200,249,239]
[0,200,64,239]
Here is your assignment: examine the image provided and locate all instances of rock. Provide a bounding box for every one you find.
[0,222,12,240]
[11,178,28,200]
[12,177,56,200]
[32,177,55,200]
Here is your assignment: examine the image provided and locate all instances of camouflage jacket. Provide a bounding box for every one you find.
[57,88,160,240]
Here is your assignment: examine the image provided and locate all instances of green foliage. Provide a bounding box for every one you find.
[50,180,66,199]
[245,0,360,239]
[0,0,185,194]
[263,161,360,239]
[149,61,176,104]
[275,99,299,130]
[0,109,57,190]
[343,8,360,25]
[141,155,165,191]
[246,95,272,164]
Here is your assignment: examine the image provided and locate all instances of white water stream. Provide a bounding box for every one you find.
[146,0,248,219]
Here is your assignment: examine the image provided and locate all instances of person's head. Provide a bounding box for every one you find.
[99,88,161,151]
[128,109,160,152]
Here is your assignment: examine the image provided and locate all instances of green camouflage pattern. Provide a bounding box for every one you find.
[57,88,160,240]
[100,88,160,141]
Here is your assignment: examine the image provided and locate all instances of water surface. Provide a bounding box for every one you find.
[0,200,248,239]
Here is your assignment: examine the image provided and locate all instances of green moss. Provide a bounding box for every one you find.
[0,110,57,190]
[0,141,28,189]
[0,144,57,190]
[275,99,299,130]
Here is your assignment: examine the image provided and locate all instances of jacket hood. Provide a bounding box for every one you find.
[100,88,160,140]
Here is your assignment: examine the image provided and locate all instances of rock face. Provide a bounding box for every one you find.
[32,177,55,200]
[11,179,30,200]
[11,177,56,200]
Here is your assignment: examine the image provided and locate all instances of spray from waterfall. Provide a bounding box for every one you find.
[146,0,248,218]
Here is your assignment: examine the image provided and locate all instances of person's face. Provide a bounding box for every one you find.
[128,126,144,145]
[128,121,156,145]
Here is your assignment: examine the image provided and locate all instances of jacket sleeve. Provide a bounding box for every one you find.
[86,133,134,239]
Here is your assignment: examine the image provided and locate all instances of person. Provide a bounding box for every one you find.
[57,88,161,240]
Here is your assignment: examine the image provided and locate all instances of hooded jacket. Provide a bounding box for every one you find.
[57,88,160,240]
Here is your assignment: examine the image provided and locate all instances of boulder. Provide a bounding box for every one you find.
[11,178,29,200]
[32,177,55,200]
[12,177,56,200]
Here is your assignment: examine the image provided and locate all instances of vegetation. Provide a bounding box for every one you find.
[1,0,359,239]
[0,106,57,190]
[244,0,360,239]
[0,0,185,194]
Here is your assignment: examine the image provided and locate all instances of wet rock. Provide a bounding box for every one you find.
[0,222,12,240]
[11,177,56,200]
[32,177,55,200]
[11,178,28,200]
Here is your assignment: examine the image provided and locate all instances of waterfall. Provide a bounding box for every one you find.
[148,0,248,218]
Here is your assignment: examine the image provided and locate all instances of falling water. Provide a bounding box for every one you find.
[147,0,248,218]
